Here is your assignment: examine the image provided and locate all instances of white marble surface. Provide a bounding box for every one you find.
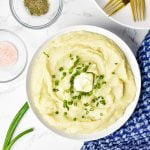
[0,0,148,150]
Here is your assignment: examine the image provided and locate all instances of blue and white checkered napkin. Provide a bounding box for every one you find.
[82,31,150,150]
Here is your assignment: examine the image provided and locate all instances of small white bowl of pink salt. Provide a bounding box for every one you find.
[0,29,27,84]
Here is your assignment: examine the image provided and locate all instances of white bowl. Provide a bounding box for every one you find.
[93,0,150,29]
[26,25,141,141]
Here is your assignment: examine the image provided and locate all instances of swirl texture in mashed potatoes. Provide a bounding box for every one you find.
[30,31,136,134]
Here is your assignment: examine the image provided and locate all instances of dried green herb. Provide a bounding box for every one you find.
[24,0,49,16]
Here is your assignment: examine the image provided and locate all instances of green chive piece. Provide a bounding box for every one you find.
[55,80,59,86]
[100,99,106,105]
[63,100,69,110]
[64,112,67,116]
[84,103,89,107]
[82,65,89,72]
[63,72,66,76]
[90,108,94,111]
[86,111,89,115]
[74,102,77,106]
[72,96,77,99]
[96,102,99,107]
[102,81,107,84]
[99,75,104,79]
[69,54,72,58]
[59,67,64,71]
[53,88,59,92]
[74,56,80,66]
[43,52,49,58]
[78,95,81,100]
[55,111,59,114]
[73,118,77,121]
[69,68,73,74]
[68,101,73,105]
[82,116,85,118]
[52,75,56,78]
[92,99,96,103]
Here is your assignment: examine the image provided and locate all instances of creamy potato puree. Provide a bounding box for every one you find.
[30,31,136,134]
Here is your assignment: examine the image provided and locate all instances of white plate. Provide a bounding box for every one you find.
[26,25,141,141]
[94,0,150,29]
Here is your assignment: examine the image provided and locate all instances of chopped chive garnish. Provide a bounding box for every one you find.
[97,83,101,89]
[90,108,94,111]
[87,91,93,96]
[76,67,82,69]
[74,102,77,106]
[63,72,66,76]
[73,118,77,121]
[69,54,72,58]
[86,110,89,115]
[68,101,73,105]
[69,68,73,74]
[52,75,56,78]
[83,65,89,72]
[82,116,85,118]
[70,90,74,94]
[55,80,59,86]
[64,112,67,116]
[102,81,107,84]
[96,102,99,107]
[99,75,104,79]
[61,72,67,80]
[53,88,59,92]
[112,72,115,74]
[59,67,64,71]
[72,96,77,99]
[63,100,69,110]
[98,96,104,99]
[55,111,59,114]
[78,95,81,100]
[84,103,89,107]
[73,56,80,66]
[43,52,49,58]
[92,99,96,103]
[115,63,118,65]
[100,99,106,105]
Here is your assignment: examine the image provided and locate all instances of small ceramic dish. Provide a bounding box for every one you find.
[26,25,141,140]
[10,0,63,29]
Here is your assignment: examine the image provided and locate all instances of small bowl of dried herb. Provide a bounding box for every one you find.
[9,0,63,29]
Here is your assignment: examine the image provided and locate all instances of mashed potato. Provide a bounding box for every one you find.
[30,31,136,134]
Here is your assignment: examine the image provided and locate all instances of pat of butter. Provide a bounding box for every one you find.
[74,73,93,92]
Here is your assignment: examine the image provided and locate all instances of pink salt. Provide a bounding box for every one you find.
[0,42,18,67]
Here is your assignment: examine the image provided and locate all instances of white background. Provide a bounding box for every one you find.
[0,0,148,150]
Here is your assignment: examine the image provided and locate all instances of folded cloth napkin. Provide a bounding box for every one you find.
[82,31,150,150]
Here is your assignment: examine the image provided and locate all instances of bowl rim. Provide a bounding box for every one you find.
[26,25,141,141]
[9,0,63,29]
[93,0,150,30]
